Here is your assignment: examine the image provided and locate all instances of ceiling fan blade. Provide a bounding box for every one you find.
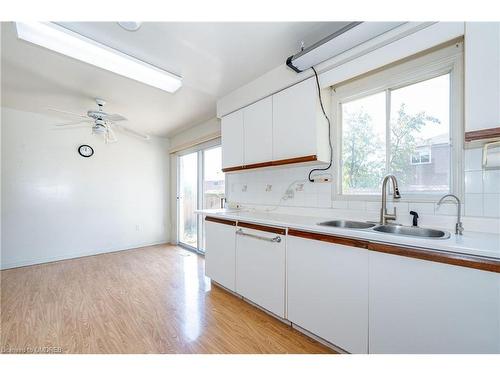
[113,123,150,140]
[106,113,127,122]
[106,125,118,143]
[48,107,89,120]
[54,120,92,126]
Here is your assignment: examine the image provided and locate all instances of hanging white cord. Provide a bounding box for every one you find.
[262,179,307,212]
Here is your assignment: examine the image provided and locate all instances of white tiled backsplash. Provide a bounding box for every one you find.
[464,148,500,218]
[227,149,500,219]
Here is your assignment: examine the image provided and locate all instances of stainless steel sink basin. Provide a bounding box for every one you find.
[373,225,450,239]
[317,220,376,229]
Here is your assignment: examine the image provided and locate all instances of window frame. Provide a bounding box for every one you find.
[331,42,464,202]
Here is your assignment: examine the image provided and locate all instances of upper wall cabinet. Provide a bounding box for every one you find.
[243,97,273,165]
[220,77,330,172]
[221,110,244,169]
[272,77,329,162]
[465,22,500,141]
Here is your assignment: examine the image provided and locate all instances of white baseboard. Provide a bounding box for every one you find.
[0,240,169,270]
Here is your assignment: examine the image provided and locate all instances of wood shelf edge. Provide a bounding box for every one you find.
[205,216,237,226]
[238,221,286,235]
[288,229,369,249]
[465,126,500,142]
[288,228,500,273]
[222,155,321,173]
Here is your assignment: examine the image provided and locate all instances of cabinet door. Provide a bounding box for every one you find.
[287,236,369,353]
[221,110,244,169]
[369,251,500,353]
[465,22,500,131]
[205,220,236,291]
[272,78,318,160]
[243,97,273,165]
[235,227,286,317]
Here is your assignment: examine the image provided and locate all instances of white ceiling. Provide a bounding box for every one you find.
[1,21,348,137]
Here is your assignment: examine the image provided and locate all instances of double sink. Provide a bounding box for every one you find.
[317,220,451,239]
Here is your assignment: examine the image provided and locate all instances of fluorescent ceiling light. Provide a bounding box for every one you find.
[15,22,182,93]
[286,22,406,72]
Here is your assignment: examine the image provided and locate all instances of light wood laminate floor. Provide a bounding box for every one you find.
[1,244,334,354]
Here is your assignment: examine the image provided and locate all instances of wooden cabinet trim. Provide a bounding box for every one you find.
[238,221,286,235]
[465,126,500,142]
[243,161,274,170]
[368,242,500,273]
[222,155,319,173]
[288,228,500,273]
[205,216,236,226]
[221,165,245,173]
[288,229,369,249]
[271,154,318,166]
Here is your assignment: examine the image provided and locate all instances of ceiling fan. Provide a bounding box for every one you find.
[49,98,150,143]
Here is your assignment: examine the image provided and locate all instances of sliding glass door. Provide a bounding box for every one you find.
[177,145,224,253]
[201,146,225,251]
[178,152,199,249]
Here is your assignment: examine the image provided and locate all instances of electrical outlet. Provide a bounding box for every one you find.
[241,184,247,192]
[312,177,332,183]
[227,202,240,209]
[295,183,304,192]
[135,224,140,232]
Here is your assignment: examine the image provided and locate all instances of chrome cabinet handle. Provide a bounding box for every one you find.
[236,228,282,243]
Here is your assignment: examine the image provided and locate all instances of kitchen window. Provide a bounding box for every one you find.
[411,147,431,165]
[332,42,463,199]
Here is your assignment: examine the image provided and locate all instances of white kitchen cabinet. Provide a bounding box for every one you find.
[369,251,500,353]
[220,77,331,171]
[465,22,500,132]
[287,235,369,353]
[272,77,330,162]
[235,225,286,318]
[204,219,236,291]
[243,97,273,165]
[221,110,244,169]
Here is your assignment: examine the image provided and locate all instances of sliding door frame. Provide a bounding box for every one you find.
[175,138,223,254]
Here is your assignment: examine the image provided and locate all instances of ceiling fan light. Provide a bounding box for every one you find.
[118,22,142,32]
[92,124,107,135]
[15,22,182,93]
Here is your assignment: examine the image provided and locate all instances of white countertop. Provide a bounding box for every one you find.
[196,208,500,260]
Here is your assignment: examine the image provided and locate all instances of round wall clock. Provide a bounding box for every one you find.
[78,145,94,158]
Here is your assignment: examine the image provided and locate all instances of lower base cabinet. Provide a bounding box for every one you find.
[287,236,369,353]
[205,220,236,291]
[369,251,500,353]
[205,218,500,353]
[235,226,286,318]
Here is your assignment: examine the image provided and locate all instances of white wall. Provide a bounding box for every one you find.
[217,22,464,117]
[1,107,170,269]
[169,117,220,152]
